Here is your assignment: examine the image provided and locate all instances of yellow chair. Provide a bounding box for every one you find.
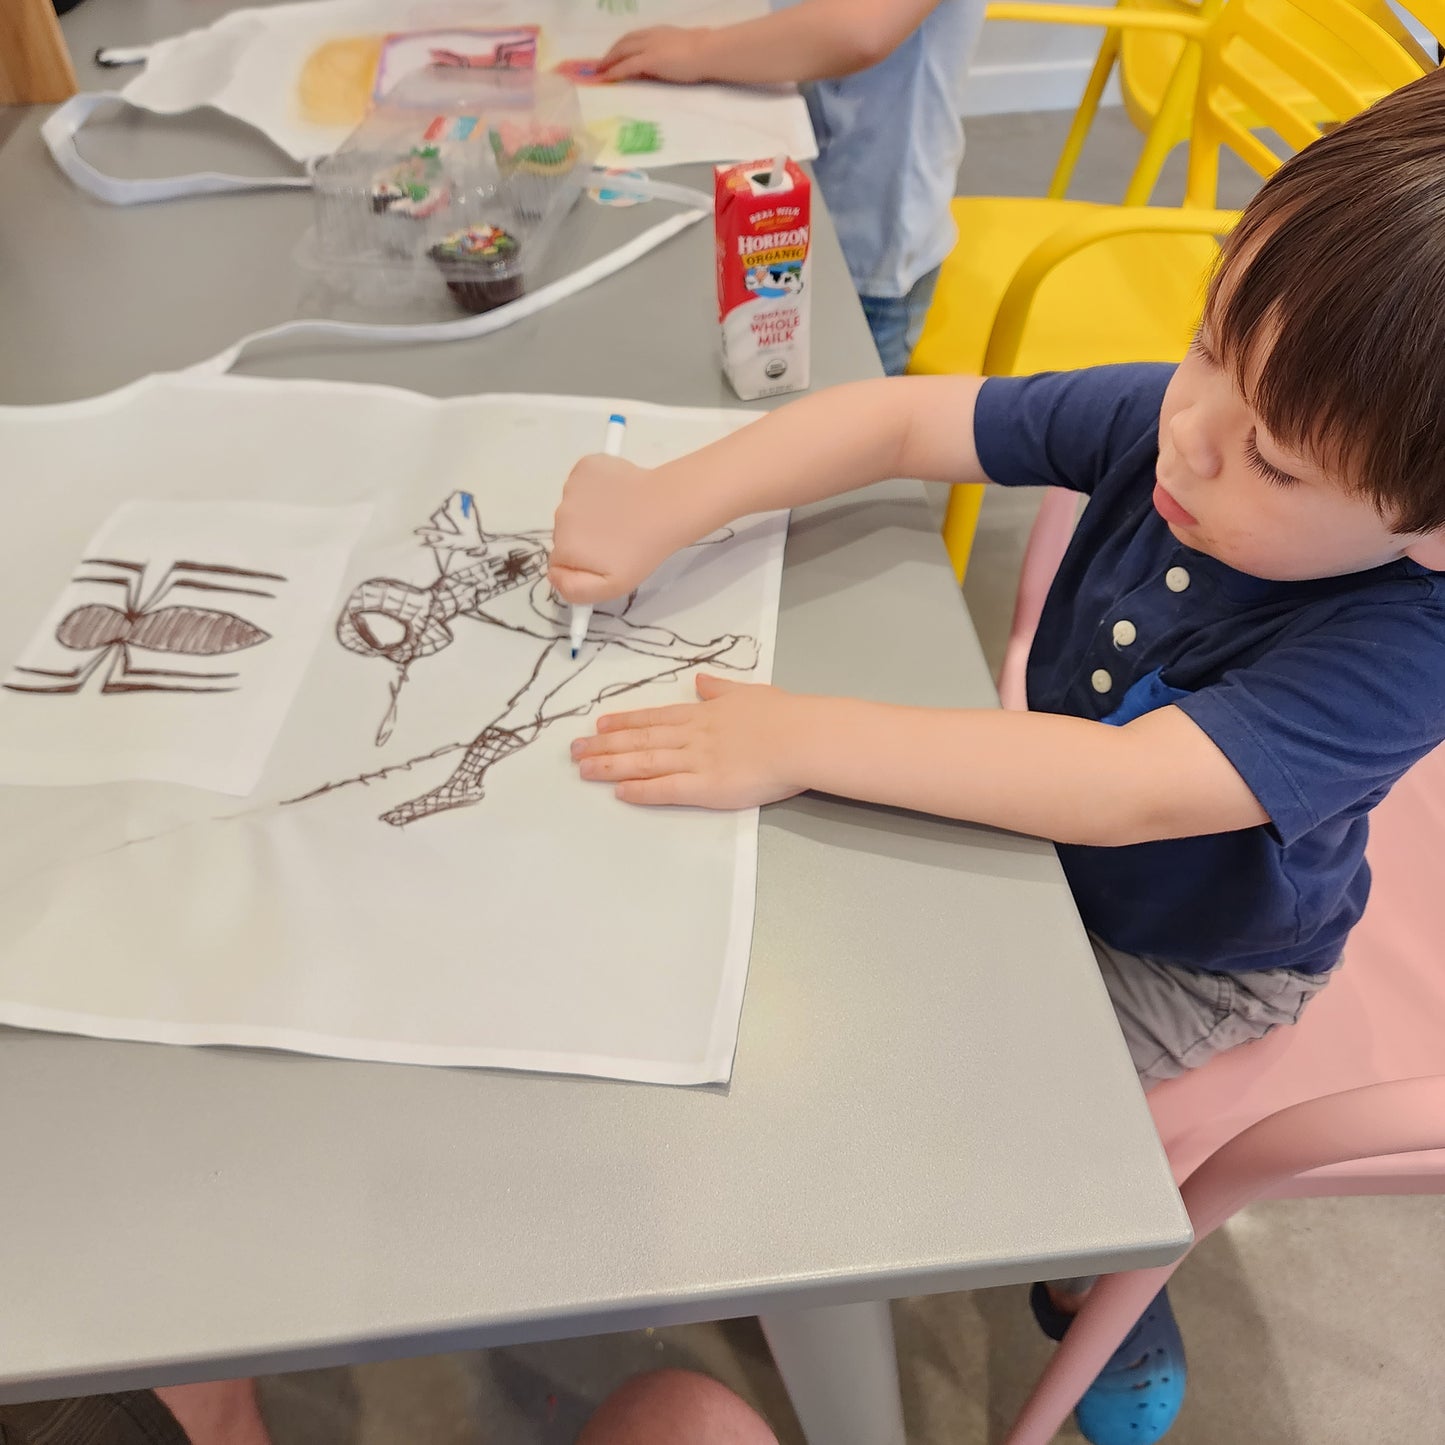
[1060,0,1442,208]
[911,0,1429,582]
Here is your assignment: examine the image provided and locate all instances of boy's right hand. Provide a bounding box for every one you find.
[549,455,689,606]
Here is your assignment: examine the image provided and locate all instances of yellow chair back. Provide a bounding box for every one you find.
[918,0,1433,580]
[1115,0,1435,155]
[1181,0,1428,203]
[1009,0,1441,206]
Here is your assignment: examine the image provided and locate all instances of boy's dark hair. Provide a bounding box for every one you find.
[1211,64,1445,535]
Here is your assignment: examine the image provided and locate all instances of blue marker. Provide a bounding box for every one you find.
[569,413,627,658]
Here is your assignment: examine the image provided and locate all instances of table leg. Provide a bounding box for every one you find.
[759,1300,907,1445]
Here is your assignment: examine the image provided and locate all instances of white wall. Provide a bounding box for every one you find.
[1390,0,1437,52]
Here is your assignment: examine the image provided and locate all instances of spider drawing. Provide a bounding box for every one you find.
[3,558,285,697]
[288,491,758,827]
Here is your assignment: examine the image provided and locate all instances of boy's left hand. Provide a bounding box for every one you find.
[572,673,806,808]
[595,26,713,83]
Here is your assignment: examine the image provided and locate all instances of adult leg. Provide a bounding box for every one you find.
[153,1382,270,1445]
[578,1371,777,1445]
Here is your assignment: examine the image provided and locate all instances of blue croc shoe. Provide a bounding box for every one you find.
[1029,1282,1187,1445]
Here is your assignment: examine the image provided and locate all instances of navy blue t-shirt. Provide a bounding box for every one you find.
[974,363,1445,975]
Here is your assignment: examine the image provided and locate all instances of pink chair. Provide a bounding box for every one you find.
[997,490,1445,1445]
[996,490,1081,712]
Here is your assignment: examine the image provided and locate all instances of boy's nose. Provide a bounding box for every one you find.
[1168,409,1223,480]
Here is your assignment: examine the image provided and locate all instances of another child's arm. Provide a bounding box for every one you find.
[594,0,943,85]
[549,378,1269,847]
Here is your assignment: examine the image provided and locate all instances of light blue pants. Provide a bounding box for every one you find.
[859,266,941,377]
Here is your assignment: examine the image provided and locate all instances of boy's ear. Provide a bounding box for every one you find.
[1405,529,1445,570]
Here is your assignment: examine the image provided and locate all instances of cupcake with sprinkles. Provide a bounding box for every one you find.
[428,223,524,313]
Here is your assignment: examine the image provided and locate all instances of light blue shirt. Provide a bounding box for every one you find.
[774,0,984,298]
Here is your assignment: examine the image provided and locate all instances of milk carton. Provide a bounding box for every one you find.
[714,157,811,400]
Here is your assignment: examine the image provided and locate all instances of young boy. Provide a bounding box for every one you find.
[552,67,1445,1445]
[595,0,985,377]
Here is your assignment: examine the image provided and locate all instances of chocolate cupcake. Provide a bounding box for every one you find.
[428,223,524,313]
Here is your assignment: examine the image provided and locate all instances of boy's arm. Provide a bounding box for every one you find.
[574,679,1270,846]
[561,363,1268,845]
[595,0,944,85]
[550,375,987,605]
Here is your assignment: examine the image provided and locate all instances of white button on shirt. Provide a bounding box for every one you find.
[1166,566,1191,593]
[1112,619,1137,647]
[1091,669,1113,693]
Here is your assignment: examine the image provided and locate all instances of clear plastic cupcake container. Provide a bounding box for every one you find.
[299,67,593,310]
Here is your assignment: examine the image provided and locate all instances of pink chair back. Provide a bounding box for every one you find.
[998,489,1079,710]
[1000,484,1445,1194]
[996,329,1445,1445]
[1149,736,1445,1193]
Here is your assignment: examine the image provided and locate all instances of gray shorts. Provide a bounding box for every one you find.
[1091,933,1332,1091]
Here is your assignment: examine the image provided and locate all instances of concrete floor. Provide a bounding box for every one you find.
[253,109,1445,1445]
[254,1185,1445,1445]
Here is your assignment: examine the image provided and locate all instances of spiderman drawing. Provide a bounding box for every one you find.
[294,491,758,827]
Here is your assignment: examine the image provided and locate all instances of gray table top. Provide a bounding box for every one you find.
[0,0,1189,1404]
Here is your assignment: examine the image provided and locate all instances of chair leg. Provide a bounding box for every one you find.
[1172,1077,1445,1242]
[1183,138,1222,212]
[1002,1078,1445,1444]
[1002,1262,1184,1445]
[1122,46,1201,206]
[941,483,987,585]
[1049,34,1121,201]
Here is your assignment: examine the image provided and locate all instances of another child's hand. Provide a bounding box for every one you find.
[549,454,686,605]
[572,673,808,808]
[595,26,714,84]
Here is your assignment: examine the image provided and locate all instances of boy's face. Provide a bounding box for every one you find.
[1156,332,1424,581]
